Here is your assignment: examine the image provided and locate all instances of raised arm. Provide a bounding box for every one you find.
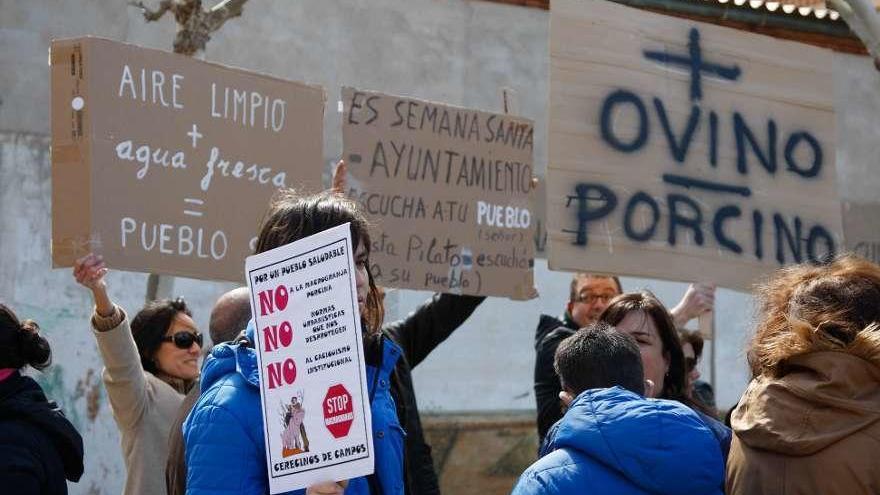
[74,253,149,430]
[382,293,485,369]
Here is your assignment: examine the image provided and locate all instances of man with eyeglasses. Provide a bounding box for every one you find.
[533,274,715,446]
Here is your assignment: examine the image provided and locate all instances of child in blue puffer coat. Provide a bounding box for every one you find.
[512,323,724,495]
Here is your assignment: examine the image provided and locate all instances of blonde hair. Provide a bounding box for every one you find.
[749,254,880,378]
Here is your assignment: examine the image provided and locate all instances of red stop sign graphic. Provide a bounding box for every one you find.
[323,384,354,438]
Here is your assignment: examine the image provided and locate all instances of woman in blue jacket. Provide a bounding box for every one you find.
[183,190,482,495]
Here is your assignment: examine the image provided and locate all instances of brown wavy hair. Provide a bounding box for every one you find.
[599,291,713,415]
[255,190,384,333]
[749,254,880,378]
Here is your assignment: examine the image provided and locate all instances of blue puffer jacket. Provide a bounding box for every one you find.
[512,387,724,495]
[183,323,404,495]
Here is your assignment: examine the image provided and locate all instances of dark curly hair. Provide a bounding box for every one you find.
[0,303,52,371]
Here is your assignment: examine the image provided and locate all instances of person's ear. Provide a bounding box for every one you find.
[644,379,655,398]
[559,390,575,407]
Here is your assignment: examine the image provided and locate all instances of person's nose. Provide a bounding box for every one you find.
[355,267,368,293]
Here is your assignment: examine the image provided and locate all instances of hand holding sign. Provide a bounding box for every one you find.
[305,480,348,495]
[73,253,114,317]
[73,254,109,292]
[671,283,716,326]
[331,160,347,195]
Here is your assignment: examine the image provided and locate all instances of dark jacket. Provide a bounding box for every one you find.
[379,293,484,494]
[166,384,199,495]
[0,371,84,495]
[533,313,578,443]
[513,387,724,495]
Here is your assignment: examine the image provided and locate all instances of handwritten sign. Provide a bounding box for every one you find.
[547,0,843,291]
[246,223,373,493]
[341,87,537,299]
[50,37,325,281]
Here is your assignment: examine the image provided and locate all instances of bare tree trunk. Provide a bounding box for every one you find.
[129,0,250,55]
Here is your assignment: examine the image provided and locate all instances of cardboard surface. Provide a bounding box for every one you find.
[51,37,325,281]
[843,202,880,265]
[246,223,373,493]
[341,87,537,299]
[548,0,843,292]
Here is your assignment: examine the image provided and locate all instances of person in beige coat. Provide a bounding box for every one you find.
[727,254,880,495]
[74,254,201,495]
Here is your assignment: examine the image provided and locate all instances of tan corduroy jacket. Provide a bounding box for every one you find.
[727,351,880,495]
[92,307,192,495]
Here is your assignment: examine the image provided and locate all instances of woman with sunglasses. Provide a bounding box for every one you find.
[73,254,202,495]
[679,328,717,412]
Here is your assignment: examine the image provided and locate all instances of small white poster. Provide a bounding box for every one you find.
[245,223,374,493]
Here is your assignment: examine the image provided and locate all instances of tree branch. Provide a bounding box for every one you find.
[129,0,175,22]
[204,0,248,33]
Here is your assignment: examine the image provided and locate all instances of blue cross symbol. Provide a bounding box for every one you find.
[643,28,741,102]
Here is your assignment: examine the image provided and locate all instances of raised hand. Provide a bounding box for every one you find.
[73,253,114,316]
[670,283,716,326]
[306,480,348,495]
[74,254,108,291]
[331,159,347,195]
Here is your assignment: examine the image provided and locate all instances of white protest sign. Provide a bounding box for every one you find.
[246,223,373,493]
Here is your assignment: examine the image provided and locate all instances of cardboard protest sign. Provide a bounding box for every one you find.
[51,37,324,281]
[548,0,843,291]
[246,223,372,493]
[843,202,880,264]
[341,87,537,300]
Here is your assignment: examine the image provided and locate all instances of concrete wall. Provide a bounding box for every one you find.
[1,1,877,493]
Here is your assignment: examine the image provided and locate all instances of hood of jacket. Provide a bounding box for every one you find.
[200,322,260,392]
[534,313,576,349]
[0,372,84,482]
[732,351,880,456]
[550,387,723,495]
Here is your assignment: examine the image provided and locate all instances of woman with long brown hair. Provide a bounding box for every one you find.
[183,190,484,495]
[598,291,730,457]
[727,255,880,495]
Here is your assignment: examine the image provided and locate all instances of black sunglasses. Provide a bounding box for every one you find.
[161,331,203,349]
[685,357,697,372]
